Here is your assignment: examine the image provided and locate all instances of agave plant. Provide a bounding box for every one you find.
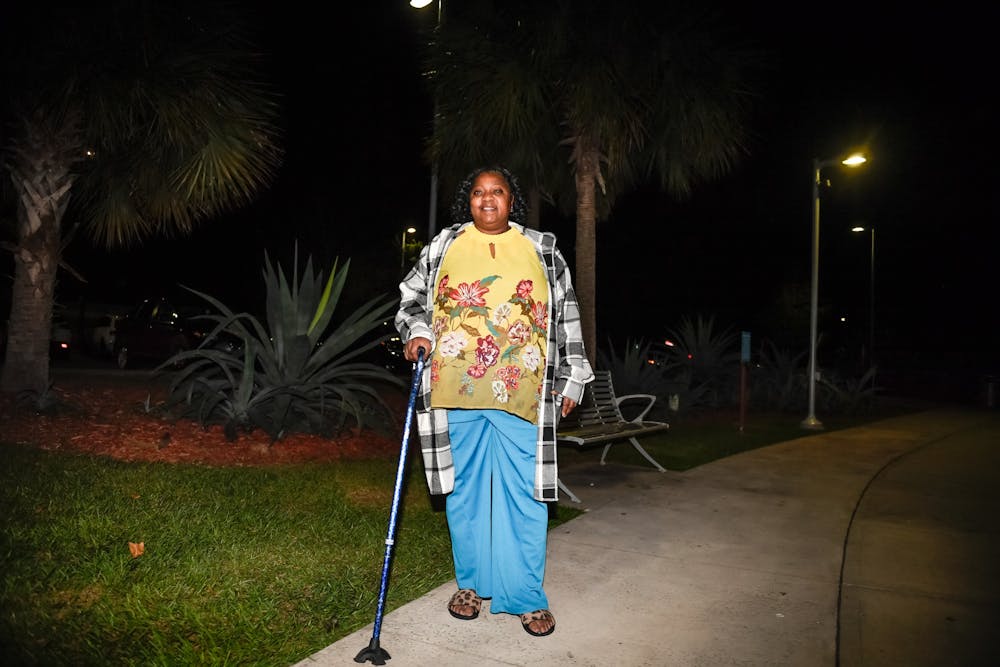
[597,338,675,394]
[818,365,881,415]
[16,382,63,414]
[662,314,739,409]
[161,246,404,441]
[597,337,680,420]
[751,339,808,412]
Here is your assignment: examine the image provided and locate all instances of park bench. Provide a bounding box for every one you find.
[557,370,670,503]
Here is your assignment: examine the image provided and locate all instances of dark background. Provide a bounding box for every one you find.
[36,1,1000,394]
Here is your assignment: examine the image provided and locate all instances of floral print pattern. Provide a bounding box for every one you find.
[451,280,490,308]
[432,271,547,414]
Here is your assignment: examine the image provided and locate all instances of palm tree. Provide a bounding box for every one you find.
[0,1,283,393]
[424,0,759,360]
[423,2,562,229]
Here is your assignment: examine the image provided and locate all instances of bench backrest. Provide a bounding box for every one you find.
[573,370,624,426]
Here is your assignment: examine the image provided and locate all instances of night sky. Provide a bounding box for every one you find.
[30,2,1000,380]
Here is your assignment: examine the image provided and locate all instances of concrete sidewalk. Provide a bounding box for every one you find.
[294,408,1000,666]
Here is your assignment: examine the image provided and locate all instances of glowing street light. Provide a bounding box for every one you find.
[400,226,417,269]
[409,0,444,240]
[802,152,867,430]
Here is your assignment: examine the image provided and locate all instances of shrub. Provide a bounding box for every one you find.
[16,382,62,413]
[597,337,677,420]
[662,314,739,410]
[818,366,880,414]
[161,246,404,441]
[750,339,807,411]
[597,337,675,395]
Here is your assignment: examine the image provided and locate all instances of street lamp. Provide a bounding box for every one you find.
[410,0,444,241]
[802,152,867,430]
[852,225,876,371]
[400,226,417,269]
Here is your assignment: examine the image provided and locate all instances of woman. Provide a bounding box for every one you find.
[395,165,593,637]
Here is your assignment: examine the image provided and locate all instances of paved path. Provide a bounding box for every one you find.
[294,408,1000,666]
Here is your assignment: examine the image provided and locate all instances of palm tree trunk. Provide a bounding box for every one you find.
[526,187,541,229]
[574,146,599,365]
[1,122,76,394]
[2,230,61,394]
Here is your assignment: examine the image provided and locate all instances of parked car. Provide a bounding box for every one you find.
[368,319,408,374]
[86,313,122,357]
[51,316,73,359]
[113,297,239,369]
[0,319,72,359]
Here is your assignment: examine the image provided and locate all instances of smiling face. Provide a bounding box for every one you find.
[468,171,512,235]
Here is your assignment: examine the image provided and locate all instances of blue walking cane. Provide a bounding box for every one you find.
[355,346,426,665]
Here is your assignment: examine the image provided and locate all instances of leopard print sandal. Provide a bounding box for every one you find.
[447,589,482,620]
[520,609,555,637]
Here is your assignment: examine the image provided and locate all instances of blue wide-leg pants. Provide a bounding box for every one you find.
[446,409,549,614]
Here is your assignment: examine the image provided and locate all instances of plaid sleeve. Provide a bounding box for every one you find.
[526,227,594,501]
[395,245,435,348]
[396,227,460,496]
[415,407,452,495]
[550,245,594,403]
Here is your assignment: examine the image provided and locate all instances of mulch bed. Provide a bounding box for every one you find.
[0,373,408,467]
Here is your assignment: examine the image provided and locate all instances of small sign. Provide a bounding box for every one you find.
[741,331,751,363]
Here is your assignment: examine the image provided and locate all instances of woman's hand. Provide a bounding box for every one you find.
[553,393,577,418]
[404,337,432,362]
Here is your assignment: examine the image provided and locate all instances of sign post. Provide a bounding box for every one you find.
[739,331,751,433]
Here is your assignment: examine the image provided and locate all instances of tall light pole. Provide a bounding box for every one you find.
[410,0,443,240]
[802,152,867,430]
[852,225,876,371]
[400,226,417,270]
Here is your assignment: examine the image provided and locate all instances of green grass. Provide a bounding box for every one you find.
[0,399,924,665]
[0,445,581,665]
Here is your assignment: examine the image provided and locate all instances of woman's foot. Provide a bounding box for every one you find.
[520,609,555,636]
[447,589,482,620]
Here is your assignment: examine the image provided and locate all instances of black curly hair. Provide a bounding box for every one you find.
[449,165,529,225]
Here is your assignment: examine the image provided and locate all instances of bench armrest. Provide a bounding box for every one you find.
[615,393,657,423]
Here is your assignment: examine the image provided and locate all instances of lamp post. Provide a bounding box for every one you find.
[802,152,867,430]
[400,227,417,269]
[852,225,876,371]
[410,0,444,241]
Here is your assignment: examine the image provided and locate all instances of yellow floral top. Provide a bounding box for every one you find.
[429,226,549,422]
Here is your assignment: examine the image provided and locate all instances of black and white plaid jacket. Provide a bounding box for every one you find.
[395,221,594,501]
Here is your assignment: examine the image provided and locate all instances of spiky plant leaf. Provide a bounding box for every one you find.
[159,244,403,441]
[662,314,739,409]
